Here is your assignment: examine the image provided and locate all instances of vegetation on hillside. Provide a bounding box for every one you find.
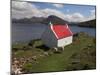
[12,32,96,74]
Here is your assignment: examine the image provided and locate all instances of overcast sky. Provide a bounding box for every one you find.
[12,1,96,22]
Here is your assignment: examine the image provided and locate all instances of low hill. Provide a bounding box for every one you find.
[78,19,96,28]
[42,15,68,25]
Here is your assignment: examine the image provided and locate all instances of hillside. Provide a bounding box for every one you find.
[78,19,96,28]
[12,32,96,74]
[42,15,68,25]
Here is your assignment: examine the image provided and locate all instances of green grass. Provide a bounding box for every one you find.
[12,32,96,73]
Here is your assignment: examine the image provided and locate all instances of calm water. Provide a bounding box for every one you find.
[12,23,96,43]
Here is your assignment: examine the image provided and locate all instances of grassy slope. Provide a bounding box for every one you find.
[12,32,96,73]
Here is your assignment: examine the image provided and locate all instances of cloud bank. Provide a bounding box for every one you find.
[12,1,95,22]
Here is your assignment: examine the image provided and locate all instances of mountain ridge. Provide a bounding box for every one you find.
[12,15,96,28]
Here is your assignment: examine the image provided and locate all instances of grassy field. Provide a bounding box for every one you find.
[12,32,96,74]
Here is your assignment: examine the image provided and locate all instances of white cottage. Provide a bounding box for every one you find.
[41,22,73,48]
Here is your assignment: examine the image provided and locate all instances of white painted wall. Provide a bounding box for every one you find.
[58,36,73,47]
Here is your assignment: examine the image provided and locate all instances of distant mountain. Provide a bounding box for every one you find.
[12,15,96,28]
[12,15,69,25]
[12,17,45,24]
[42,15,69,25]
[78,19,96,28]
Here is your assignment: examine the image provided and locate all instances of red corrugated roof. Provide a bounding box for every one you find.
[51,24,73,39]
